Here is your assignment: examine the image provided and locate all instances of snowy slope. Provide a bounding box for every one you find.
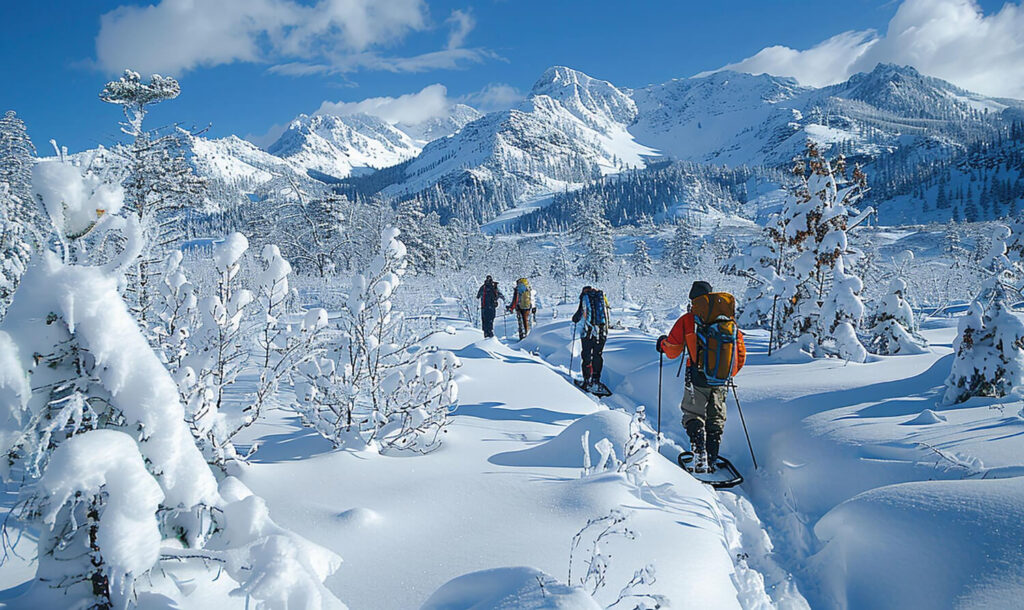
[228,322,801,609]
[189,134,297,186]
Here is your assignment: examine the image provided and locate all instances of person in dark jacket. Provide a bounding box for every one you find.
[572,285,611,389]
[476,276,505,338]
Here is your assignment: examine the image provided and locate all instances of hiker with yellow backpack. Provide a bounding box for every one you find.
[508,278,537,340]
[656,281,747,474]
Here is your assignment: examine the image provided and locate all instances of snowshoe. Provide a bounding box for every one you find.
[677,452,743,488]
[573,379,613,398]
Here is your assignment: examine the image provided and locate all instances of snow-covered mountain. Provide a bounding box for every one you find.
[632,64,1024,167]
[366,67,657,219]
[265,105,481,180]
[345,64,1023,225]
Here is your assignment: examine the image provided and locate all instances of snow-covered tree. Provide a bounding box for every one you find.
[867,279,928,355]
[0,253,343,609]
[548,240,573,303]
[820,258,868,362]
[628,239,653,277]
[944,224,1024,403]
[0,110,41,317]
[724,237,781,330]
[100,70,206,323]
[663,222,695,272]
[257,176,351,276]
[179,233,254,466]
[573,198,614,282]
[294,228,461,453]
[769,141,869,357]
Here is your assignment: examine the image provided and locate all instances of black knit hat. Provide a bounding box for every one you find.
[689,281,712,300]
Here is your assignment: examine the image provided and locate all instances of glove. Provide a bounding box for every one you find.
[656,334,669,353]
[532,307,537,314]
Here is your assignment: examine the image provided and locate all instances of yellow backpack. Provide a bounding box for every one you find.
[516,278,533,309]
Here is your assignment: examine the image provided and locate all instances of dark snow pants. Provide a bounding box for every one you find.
[481,308,496,338]
[581,333,607,383]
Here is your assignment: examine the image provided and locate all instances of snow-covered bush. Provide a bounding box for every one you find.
[820,258,867,362]
[867,279,928,355]
[0,254,344,608]
[944,223,1024,404]
[294,228,461,453]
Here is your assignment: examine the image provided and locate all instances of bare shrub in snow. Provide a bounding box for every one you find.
[568,509,664,609]
[294,228,461,453]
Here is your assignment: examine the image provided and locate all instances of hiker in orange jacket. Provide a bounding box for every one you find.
[656,281,746,471]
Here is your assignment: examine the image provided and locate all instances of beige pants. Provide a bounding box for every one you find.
[680,384,728,436]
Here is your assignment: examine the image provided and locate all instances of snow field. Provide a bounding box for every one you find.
[235,322,776,608]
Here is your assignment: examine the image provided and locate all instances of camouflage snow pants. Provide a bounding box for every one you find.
[680,384,727,438]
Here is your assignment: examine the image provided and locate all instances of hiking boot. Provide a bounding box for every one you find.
[706,431,722,471]
[693,450,709,474]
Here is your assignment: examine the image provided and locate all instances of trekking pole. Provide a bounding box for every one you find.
[503,309,508,338]
[657,352,664,442]
[569,322,577,382]
[730,382,758,470]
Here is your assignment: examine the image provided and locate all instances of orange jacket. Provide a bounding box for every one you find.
[662,312,746,376]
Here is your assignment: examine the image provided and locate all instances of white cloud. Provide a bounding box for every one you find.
[94,0,490,77]
[461,82,524,111]
[704,0,1024,99]
[315,84,453,125]
[446,9,475,50]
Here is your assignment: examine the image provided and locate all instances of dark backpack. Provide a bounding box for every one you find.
[691,292,739,387]
[481,283,498,309]
[586,290,607,328]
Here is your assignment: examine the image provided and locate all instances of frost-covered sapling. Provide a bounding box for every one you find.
[180,232,254,466]
[618,407,652,486]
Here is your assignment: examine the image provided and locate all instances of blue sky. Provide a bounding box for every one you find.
[1,0,1020,152]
